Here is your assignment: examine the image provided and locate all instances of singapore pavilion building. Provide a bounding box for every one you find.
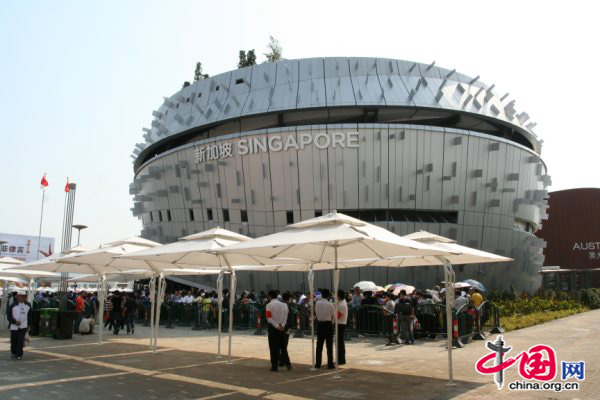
[129,57,551,293]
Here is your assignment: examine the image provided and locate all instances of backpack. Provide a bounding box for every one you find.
[395,300,413,315]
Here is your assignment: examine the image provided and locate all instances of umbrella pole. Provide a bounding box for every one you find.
[216,271,224,358]
[27,279,35,304]
[308,267,317,371]
[154,273,166,350]
[227,270,236,364]
[333,245,341,379]
[98,275,106,345]
[149,275,156,350]
[442,259,456,387]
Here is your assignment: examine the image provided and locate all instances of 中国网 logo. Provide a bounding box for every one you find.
[475,335,584,392]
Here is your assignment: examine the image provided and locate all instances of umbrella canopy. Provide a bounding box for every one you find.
[0,257,24,267]
[353,281,378,291]
[57,238,161,274]
[461,279,487,292]
[392,284,416,295]
[15,246,90,273]
[112,228,280,271]
[0,275,27,284]
[0,269,59,279]
[221,213,455,262]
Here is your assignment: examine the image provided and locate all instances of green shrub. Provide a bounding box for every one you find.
[502,308,587,332]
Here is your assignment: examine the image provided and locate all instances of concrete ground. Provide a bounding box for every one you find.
[1,309,598,399]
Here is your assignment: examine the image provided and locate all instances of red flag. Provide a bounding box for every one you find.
[65,177,70,193]
[40,174,48,190]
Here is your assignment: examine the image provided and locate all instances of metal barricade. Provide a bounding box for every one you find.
[348,304,385,336]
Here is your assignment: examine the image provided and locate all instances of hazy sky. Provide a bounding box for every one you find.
[1,1,598,249]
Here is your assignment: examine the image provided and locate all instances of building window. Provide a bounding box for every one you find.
[167,210,172,222]
[340,209,458,224]
[286,211,294,224]
[215,85,220,91]
[235,78,245,84]
[189,209,194,221]
[207,209,213,221]
[315,210,323,218]
[150,212,154,222]
[241,210,248,223]
[186,97,190,103]
[198,93,202,98]
[223,209,230,222]
[158,211,163,222]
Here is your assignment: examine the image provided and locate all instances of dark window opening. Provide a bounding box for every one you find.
[241,210,248,223]
[150,212,154,222]
[315,210,323,218]
[166,210,172,222]
[215,86,220,91]
[186,97,190,103]
[176,103,179,108]
[286,211,294,224]
[207,209,213,221]
[158,211,163,222]
[189,209,194,221]
[198,93,202,98]
[341,208,458,224]
[235,78,245,85]
[223,209,230,222]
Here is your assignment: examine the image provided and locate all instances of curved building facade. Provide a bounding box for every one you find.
[130,57,550,293]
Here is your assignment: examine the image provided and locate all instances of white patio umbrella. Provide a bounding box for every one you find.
[353,230,512,386]
[352,281,378,291]
[51,237,160,344]
[114,228,289,360]
[220,212,456,376]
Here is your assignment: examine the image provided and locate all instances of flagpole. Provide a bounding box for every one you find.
[36,188,46,260]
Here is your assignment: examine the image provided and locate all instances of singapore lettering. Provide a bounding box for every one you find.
[194,132,359,164]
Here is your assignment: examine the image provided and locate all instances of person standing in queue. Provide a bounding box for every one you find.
[278,292,294,370]
[111,291,123,335]
[336,290,348,365]
[266,290,288,371]
[7,290,31,360]
[314,288,335,369]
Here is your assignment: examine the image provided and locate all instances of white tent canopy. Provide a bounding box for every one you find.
[41,238,160,345]
[114,228,289,359]
[221,212,456,376]
[345,230,512,385]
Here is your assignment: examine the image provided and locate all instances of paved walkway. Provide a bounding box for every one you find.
[1,309,598,399]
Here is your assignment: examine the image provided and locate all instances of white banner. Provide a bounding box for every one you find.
[0,233,55,263]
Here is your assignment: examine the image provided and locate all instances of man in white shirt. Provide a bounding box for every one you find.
[337,290,348,365]
[7,291,31,360]
[314,288,335,369]
[181,290,194,304]
[266,290,288,371]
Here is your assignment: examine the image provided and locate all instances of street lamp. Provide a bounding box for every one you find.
[72,225,88,246]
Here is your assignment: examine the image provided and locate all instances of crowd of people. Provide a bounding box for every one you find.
[6,282,484,367]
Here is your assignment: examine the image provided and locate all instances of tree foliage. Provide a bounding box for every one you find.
[182,81,191,89]
[264,36,282,62]
[194,62,209,81]
[238,49,257,68]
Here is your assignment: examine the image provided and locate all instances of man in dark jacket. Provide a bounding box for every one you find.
[7,290,32,360]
